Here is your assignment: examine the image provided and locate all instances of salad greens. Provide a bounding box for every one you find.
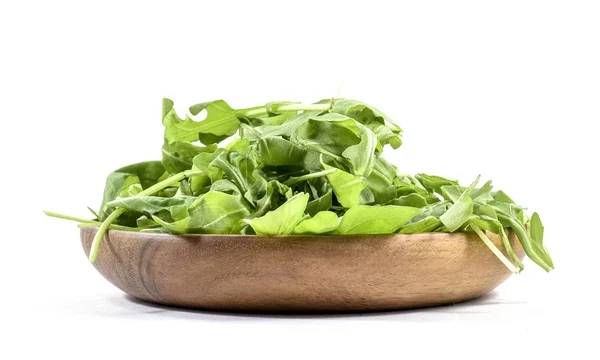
[45,97,553,272]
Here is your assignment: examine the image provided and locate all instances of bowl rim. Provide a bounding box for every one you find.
[82,226,502,240]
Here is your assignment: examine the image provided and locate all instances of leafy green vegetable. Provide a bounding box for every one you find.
[293,211,339,234]
[46,97,552,273]
[162,141,218,174]
[323,163,371,208]
[155,191,250,234]
[163,98,239,144]
[106,195,196,216]
[439,176,480,232]
[398,216,441,234]
[249,193,309,235]
[98,161,167,222]
[337,205,421,234]
[255,136,305,166]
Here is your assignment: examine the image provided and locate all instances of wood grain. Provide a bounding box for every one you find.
[80,227,525,312]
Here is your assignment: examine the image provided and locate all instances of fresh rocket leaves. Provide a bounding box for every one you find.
[46,97,552,273]
[249,193,309,235]
[97,161,167,222]
[337,206,421,234]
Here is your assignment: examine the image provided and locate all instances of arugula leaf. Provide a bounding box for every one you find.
[162,141,218,174]
[388,193,429,208]
[98,161,167,221]
[106,195,196,215]
[323,163,371,208]
[498,212,553,271]
[255,136,305,166]
[291,116,360,165]
[341,122,379,177]
[154,191,250,234]
[293,211,339,234]
[337,205,421,234]
[416,173,458,194]
[163,98,240,145]
[249,193,309,235]
[331,98,403,134]
[399,216,441,234]
[439,176,480,232]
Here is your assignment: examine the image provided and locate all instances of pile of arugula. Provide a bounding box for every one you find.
[46,98,553,272]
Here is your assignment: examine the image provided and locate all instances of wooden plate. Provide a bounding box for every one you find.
[80,227,524,312]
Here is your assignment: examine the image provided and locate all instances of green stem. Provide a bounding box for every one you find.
[498,228,525,272]
[88,170,203,263]
[497,214,553,272]
[88,208,126,262]
[43,210,135,231]
[44,210,99,224]
[236,102,333,118]
[275,103,332,112]
[236,106,269,118]
[283,168,337,186]
[469,222,520,274]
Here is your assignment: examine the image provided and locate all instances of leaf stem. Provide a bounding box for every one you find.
[498,228,524,272]
[283,168,337,186]
[236,102,333,118]
[43,210,135,231]
[88,169,203,263]
[497,214,553,272]
[469,222,520,274]
[44,210,98,224]
[88,208,126,263]
[275,103,332,112]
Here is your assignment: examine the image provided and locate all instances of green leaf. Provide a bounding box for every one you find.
[291,116,360,164]
[240,110,321,141]
[106,195,196,215]
[293,211,339,234]
[306,190,333,217]
[439,176,480,232]
[399,216,441,234]
[98,161,167,221]
[188,100,240,139]
[366,157,397,193]
[250,193,309,235]
[492,190,515,204]
[162,140,218,174]
[163,98,239,144]
[388,193,429,208]
[210,179,243,197]
[367,122,402,149]
[323,163,370,208]
[469,214,524,271]
[496,211,553,271]
[471,180,494,203]
[209,152,252,199]
[440,185,463,203]
[331,98,402,133]
[337,205,421,234]
[190,148,226,191]
[341,122,379,177]
[255,136,305,166]
[154,192,250,234]
[530,212,553,268]
[415,173,458,194]
[407,201,451,223]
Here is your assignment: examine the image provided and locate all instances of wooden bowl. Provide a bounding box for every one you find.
[80,227,524,312]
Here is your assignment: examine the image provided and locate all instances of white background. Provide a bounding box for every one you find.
[1,1,599,359]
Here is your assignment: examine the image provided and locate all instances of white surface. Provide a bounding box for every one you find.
[1,1,599,359]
